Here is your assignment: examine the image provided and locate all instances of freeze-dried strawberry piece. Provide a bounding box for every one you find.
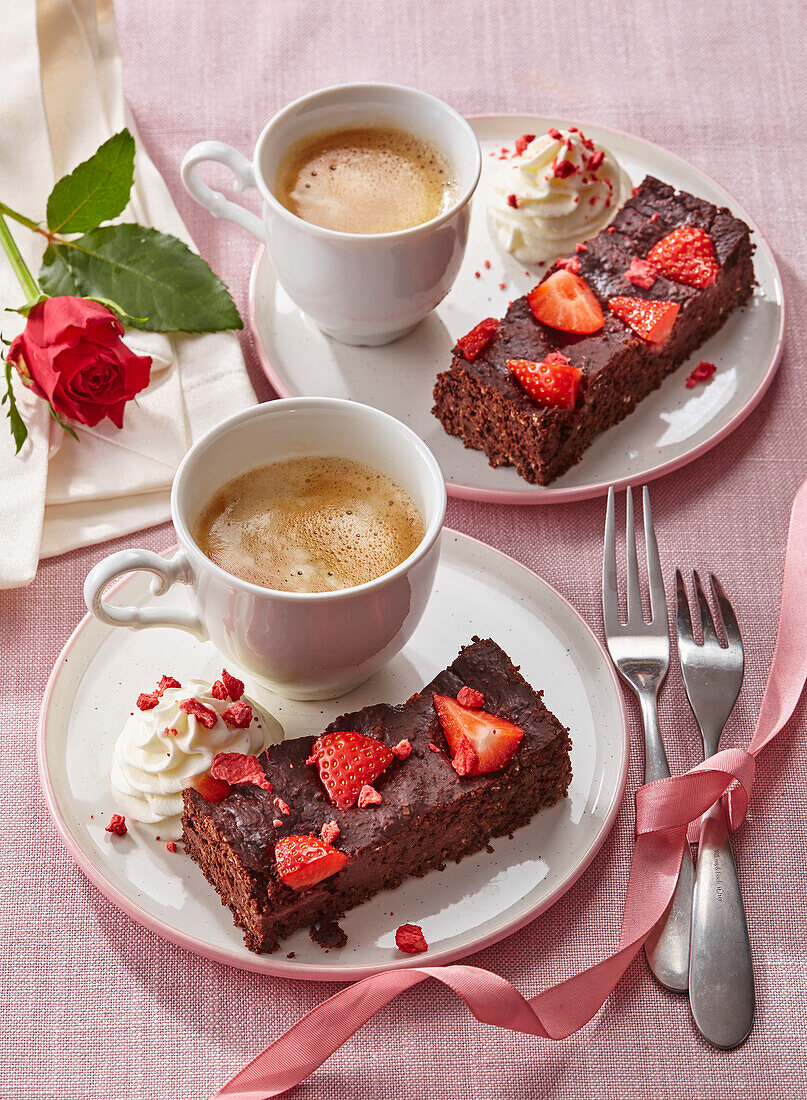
[221,669,245,701]
[556,256,582,274]
[451,736,480,776]
[105,814,127,836]
[547,127,563,141]
[625,257,658,289]
[222,701,253,729]
[395,923,428,953]
[457,686,484,709]
[553,159,575,179]
[138,675,181,710]
[274,797,291,815]
[211,752,272,792]
[273,818,283,828]
[391,739,412,760]
[320,821,340,844]
[357,784,382,808]
[507,193,519,208]
[575,242,588,253]
[514,133,535,155]
[685,360,717,388]
[428,743,441,753]
[179,698,218,729]
[190,772,232,802]
[165,841,177,853]
[588,150,605,172]
[210,680,228,700]
[456,317,499,361]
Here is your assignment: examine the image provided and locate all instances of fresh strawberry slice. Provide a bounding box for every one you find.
[433,694,524,776]
[608,296,680,344]
[646,226,718,289]
[508,353,581,410]
[528,270,604,335]
[190,772,232,803]
[275,835,348,890]
[306,731,394,809]
[456,318,498,361]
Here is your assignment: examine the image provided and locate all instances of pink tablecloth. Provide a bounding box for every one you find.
[3,1,806,1097]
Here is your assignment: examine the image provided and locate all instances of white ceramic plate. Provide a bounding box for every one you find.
[38,530,628,981]
[249,114,785,505]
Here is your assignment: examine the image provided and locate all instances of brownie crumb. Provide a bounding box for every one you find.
[309,921,348,950]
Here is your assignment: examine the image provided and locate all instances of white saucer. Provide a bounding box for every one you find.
[249,114,785,505]
[38,530,628,981]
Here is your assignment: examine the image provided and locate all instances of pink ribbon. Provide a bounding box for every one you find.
[212,477,807,1100]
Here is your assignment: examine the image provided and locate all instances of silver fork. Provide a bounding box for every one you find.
[675,571,754,1048]
[603,485,694,992]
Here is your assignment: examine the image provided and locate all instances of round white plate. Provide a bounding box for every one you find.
[38,530,628,981]
[249,114,785,505]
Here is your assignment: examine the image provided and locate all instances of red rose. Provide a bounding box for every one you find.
[7,296,151,429]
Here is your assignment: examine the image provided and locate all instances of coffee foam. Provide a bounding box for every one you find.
[195,457,425,594]
[275,125,458,234]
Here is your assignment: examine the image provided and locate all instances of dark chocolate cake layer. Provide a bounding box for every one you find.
[183,638,572,953]
[433,176,755,485]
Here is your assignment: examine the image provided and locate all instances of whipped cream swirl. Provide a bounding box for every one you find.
[487,128,631,263]
[110,678,278,838]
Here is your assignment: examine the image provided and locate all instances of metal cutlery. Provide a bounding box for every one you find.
[602,485,694,992]
[675,570,754,1048]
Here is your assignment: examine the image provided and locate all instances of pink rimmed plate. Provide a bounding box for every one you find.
[249,114,785,504]
[38,530,628,980]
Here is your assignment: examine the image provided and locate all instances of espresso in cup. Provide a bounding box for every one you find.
[274,125,458,234]
[195,455,425,594]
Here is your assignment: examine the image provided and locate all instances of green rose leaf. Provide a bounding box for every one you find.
[39,224,243,333]
[46,129,136,234]
[2,356,28,455]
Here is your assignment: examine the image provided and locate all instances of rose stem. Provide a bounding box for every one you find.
[0,211,41,302]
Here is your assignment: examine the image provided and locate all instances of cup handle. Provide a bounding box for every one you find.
[180,140,266,241]
[83,548,208,640]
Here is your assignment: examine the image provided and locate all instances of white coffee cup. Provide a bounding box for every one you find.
[180,82,481,346]
[83,398,446,700]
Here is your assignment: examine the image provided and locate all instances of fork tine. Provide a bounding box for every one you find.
[602,486,619,627]
[643,487,666,623]
[625,486,642,622]
[693,570,719,645]
[675,568,694,645]
[710,574,743,655]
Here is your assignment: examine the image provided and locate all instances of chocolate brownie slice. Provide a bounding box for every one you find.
[433,176,755,484]
[182,638,572,953]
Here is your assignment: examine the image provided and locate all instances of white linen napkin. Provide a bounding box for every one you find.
[0,0,256,587]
